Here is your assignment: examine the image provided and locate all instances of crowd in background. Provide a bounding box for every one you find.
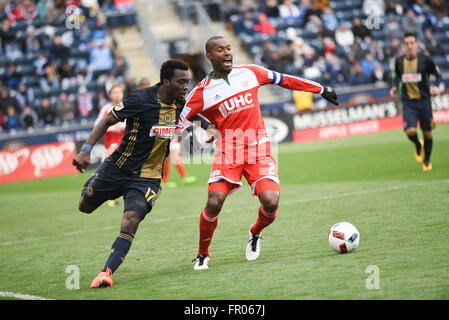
[1,0,448,132]
[223,0,448,93]
[0,0,138,133]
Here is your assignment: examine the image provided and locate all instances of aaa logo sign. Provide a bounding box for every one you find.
[0,141,77,184]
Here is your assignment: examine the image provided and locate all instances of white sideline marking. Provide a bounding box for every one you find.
[0,291,51,300]
[3,179,448,247]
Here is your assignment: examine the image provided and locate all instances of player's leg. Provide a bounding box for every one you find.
[246,180,280,261]
[90,180,160,287]
[403,101,423,163]
[420,98,435,170]
[243,155,280,261]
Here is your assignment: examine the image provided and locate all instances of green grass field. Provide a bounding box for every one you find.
[1,124,449,300]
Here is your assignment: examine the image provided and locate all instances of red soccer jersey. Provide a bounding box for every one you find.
[178,64,323,161]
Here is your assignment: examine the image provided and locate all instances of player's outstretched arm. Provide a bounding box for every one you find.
[73,112,119,173]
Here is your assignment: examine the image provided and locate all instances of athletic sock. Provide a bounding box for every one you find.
[407,133,422,154]
[162,158,170,183]
[175,163,187,179]
[250,205,278,235]
[424,137,433,163]
[102,231,134,274]
[198,208,218,257]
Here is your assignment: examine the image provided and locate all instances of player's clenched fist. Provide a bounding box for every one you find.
[73,150,91,173]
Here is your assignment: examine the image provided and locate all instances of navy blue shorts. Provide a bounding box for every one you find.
[81,158,161,219]
[402,98,435,131]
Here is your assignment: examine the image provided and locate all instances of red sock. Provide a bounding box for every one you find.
[250,205,278,235]
[162,158,170,183]
[175,163,187,179]
[198,208,218,257]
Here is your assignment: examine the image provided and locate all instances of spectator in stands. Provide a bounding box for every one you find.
[341,53,358,80]
[422,28,443,55]
[3,63,21,88]
[239,0,259,12]
[16,83,35,110]
[22,25,41,54]
[0,18,15,49]
[279,0,301,22]
[352,17,371,40]
[37,0,53,18]
[253,12,276,35]
[5,105,20,131]
[335,24,354,48]
[0,87,19,114]
[264,0,280,18]
[348,63,371,85]
[384,38,401,61]
[76,86,94,119]
[372,62,390,86]
[20,104,38,129]
[402,9,421,36]
[138,77,150,89]
[58,92,77,122]
[360,53,376,79]
[123,74,137,96]
[385,0,403,15]
[8,0,38,22]
[324,53,344,86]
[304,14,322,33]
[383,14,403,41]
[113,51,128,77]
[0,110,4,132]
[429,0,448,18]
[39,97,58,126]
[59,60,76,86]
[44,59,60,90]
[43,2,60,26]
[50,35,70,63]
[321,7,337,32]
[89,39,114,78]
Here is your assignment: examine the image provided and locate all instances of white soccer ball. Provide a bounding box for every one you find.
[328,222,360,254]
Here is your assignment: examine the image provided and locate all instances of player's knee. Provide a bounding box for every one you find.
[423,131,432,139]
[260,191,279,213]
[206,192,226,215]
[121,211,142,234]
[78,200,95,214]
[405,127,417,137]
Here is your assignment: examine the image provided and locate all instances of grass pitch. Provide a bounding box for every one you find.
[1,124,449,300]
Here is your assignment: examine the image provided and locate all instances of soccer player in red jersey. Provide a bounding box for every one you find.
[177,36,339,270]
[95,84,126,158]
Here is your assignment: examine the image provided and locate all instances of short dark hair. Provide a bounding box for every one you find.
[403,32,417,40]
[160,59,189,83]
[205,36,225,53]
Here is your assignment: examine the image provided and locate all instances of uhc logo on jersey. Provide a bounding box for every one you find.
[402,73,422,83]
[149,125,176,138]
[218,93,254,117]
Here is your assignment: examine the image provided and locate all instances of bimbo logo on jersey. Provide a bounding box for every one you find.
[218,93,254,117]
[150,125,176,139]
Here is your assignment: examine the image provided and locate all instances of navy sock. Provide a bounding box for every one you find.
[407,133,422,154]
[103,231,134,274]
[424,138,433,163]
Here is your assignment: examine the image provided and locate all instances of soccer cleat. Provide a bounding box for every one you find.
[181,176,197,185]
[422,161,432,171]
[246,230,262,261]
[90,267,113,288]
[193,254,209,270]
[414,140,424,163]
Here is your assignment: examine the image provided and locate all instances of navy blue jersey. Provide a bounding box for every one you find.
[393,52,442,101]
[109,84,183,179]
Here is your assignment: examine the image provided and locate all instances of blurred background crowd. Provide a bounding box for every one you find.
[0,0,448,132]
[0,0,139,133]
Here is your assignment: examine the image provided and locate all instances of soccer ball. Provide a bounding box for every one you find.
[328,222,360,254]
